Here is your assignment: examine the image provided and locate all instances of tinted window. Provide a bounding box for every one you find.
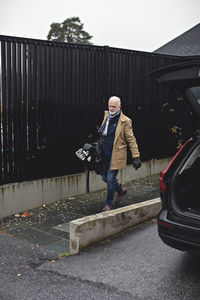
[179,144,200,174]
[188,86,200,104]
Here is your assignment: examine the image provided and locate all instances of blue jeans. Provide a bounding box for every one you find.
[101,160,123,207]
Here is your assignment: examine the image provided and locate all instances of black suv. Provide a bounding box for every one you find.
[152,60,200,254]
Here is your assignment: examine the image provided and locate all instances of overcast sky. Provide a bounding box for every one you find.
[0,0,199,52]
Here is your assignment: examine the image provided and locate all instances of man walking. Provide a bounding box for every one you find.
[99,96,141,211]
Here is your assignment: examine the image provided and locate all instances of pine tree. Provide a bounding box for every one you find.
[47,17,93,44]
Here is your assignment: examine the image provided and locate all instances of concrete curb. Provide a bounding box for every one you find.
[70,198,161,254]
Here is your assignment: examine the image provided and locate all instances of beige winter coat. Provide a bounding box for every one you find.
[101,111,140,170]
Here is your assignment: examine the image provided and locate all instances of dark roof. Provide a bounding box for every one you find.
[154,23,200,56]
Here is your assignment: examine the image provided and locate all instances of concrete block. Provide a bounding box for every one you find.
[70,198,161,254]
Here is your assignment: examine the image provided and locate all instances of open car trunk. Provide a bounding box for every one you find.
[173,142,200,216]
[150,59,200,217]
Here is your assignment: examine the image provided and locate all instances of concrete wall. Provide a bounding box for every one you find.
[0,158,170,219]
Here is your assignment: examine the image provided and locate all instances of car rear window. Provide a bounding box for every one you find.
[188,86,200,104]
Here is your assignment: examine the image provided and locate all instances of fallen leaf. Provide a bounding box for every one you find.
[14,214,20,217]
[21,211,31,217]
[17,273,22,277]
[18,265,24,269]
[68,197,75,200]
[51,260,56,263]
[0,230,6,234]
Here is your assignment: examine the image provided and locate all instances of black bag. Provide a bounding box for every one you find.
[75,138,107,175]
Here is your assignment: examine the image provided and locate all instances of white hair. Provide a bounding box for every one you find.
[108,96,121,106]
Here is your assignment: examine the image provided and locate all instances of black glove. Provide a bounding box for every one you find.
[133,157,141,170]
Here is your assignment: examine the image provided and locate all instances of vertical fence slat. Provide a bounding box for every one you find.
[2,41,9,181]
[0,41,5,184]
[12,42,18,179]
[20,42,28,180]
[15,42,22,178]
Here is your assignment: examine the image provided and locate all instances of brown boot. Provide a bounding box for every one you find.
[116,188,127,206]
[102,205,111,212]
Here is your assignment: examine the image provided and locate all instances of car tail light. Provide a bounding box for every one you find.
[160,138,192,192]
[157,219,174,228]
[160,171,167,192]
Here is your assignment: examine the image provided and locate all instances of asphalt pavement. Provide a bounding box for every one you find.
[1,219,200,299]
[0,174,160,256]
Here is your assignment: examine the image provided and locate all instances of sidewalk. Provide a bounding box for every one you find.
[0,174,159,256]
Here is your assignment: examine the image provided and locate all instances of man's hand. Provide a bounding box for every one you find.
[133,157,141,170]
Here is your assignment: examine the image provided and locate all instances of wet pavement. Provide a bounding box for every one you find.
[0,174,160,256]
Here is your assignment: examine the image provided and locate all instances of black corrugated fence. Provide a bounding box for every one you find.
[0,35,193,185]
